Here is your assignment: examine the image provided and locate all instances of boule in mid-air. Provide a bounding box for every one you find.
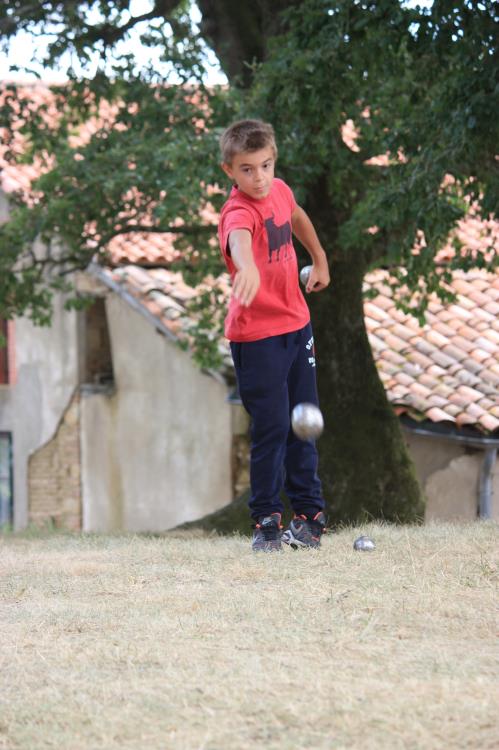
[291,402,324,441]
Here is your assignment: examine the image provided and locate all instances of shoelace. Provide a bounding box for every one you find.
[294,515,326,536]
[309,518,326,535]
[255,519,282,540]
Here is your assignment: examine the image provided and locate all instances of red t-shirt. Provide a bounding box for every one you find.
[218,178,310,342]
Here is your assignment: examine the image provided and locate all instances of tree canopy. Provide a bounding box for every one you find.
[1,1,496,329]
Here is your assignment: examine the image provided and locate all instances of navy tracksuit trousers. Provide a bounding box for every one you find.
[230,322,325,521]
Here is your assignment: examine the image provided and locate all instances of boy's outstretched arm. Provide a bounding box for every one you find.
[228,229,261,307]
[291,205,330,293]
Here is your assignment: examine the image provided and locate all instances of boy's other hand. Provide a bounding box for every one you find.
[233,264,260,307]
[306,260,330,294]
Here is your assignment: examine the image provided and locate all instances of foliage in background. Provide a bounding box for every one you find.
[0,1,236,368]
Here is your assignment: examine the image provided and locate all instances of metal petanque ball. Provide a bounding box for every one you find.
[291,402,324,441]
[353,535,376,552]
[299,265,312,286]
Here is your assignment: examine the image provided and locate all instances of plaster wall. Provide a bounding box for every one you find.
[80,294,233,532]
[405,432,499,521]
[0,299,79,529]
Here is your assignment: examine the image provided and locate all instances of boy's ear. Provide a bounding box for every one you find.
[221,162,234,180]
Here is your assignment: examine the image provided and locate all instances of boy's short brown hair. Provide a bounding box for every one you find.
[220,119,277,164]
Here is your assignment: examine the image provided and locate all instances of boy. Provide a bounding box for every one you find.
[218,119,330,552]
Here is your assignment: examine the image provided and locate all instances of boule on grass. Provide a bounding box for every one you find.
[353,535,376,551]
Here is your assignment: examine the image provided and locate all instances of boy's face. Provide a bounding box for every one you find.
[222,147,275,200]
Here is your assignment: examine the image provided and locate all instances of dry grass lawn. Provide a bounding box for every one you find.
[1,522,498,749]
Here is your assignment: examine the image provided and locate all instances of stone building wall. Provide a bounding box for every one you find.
[28,390,82,530]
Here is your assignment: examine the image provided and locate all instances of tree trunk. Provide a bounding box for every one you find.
[307,237,425,524]
[197,0,301,85]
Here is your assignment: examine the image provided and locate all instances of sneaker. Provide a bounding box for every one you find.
[282,511,326,549]
[252,513,283,552]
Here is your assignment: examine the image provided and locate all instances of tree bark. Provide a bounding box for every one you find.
[300,186,425,523]
[197,0,300,84]
[310,258,425,525]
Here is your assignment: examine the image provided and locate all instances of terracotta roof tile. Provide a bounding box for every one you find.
[381,348,406,365]
[391,384,410,399]
[368,333,388,352]
[469,289,493,306]
[411,338,436,355]
[406,350,434,370]
[456,385,484,403]
[441,344,467,362]
[475,336,497,354]
[426,407,455,424]
[474,307,496,324]
[470,348,492,363]
[364,301,391,322]
[478,397,495,410]
[435,309,455,323]
[384,332,409,352]
[370,294,394,312]
[456,412,479,428]
[426,329,451,348]
[448,304,474,322]
[394,372,415,387]
[392,323,413,341]
[453,368,481,388]
[431,350,456,369]
[426,394,448,408]
[484,301,499,316]
[410,382,432,399]
[380,362,400,377]
[443,404,463,417]
[479,414,499,431]
[427,364,448,378]
[433,321,458,338]
[418,373,440,389]
[451,335,476,353]
[482,329,499,346]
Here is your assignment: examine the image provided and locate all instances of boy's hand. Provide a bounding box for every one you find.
[233,264,260,307]
[306,258,330,294]
[291,206,330,293]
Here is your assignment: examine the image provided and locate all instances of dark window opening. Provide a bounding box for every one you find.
[81,299,114,386]
[0,432,13,529]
